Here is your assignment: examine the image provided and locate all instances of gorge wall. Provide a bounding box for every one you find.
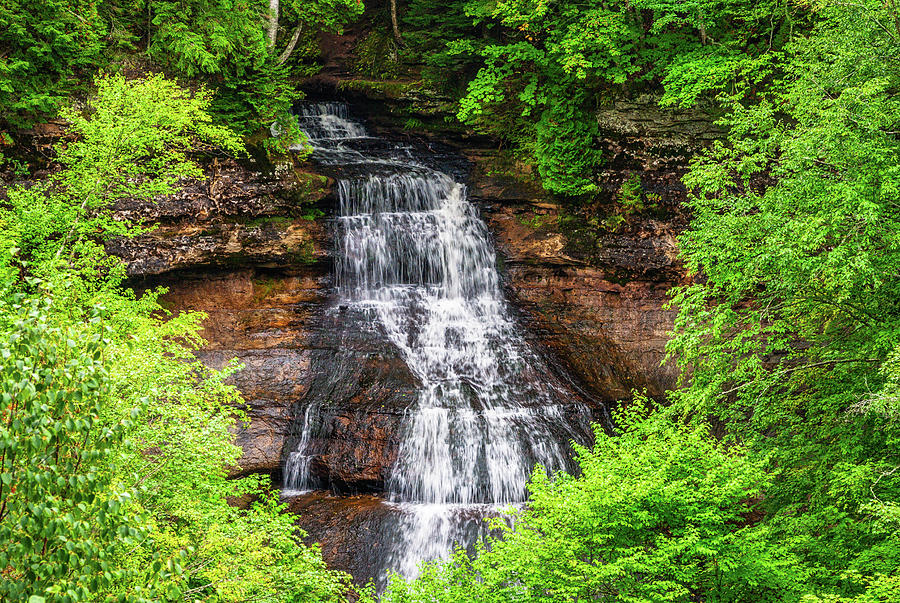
[116,155,333,479]
[108,91,715,579]
[469,98,718,401]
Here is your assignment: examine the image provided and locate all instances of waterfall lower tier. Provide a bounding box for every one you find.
[280,102,594,585]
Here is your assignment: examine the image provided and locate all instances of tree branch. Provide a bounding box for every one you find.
[277,24,302,65]
[720,358,882,397]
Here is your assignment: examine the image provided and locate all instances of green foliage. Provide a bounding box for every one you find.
[2,73,241,291]
[0,295,162,603]
[354,30,402,79]
[531,99,602,196]
[0,72,356,603]
[449,0,648,195]
[0,0,106,129]
[142,0,361,136]
[143,0,287,138]
[0,0,364,137]
[593,172,659,231]
[0,285,357,602]
[145,0,361,136]
[403,118,427,130]
[378,401,794,602]
[144,0,266,78]
[616,173,644,211]
[395,0,804,196]
[515,211,550,229]
[666,0,900,598]
[402,0,482,93]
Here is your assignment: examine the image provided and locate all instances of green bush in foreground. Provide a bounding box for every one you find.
[377,401,795,603]
[0,73,355,602]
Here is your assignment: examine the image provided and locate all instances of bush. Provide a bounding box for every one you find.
[379,400,798,602]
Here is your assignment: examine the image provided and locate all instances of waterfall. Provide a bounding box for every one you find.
[282,103,592,580]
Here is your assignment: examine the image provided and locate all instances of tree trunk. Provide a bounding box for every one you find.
[390,0,403,46]
[267,0,279,48]
[278,25,303,64]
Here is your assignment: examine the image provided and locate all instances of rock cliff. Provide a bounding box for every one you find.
[118,155,332,478]
[111,95,714,487]
[105,95,714,584]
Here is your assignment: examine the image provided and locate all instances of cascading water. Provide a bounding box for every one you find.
[282,103,594,581]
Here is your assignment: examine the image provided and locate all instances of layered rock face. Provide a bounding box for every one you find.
[482,201,684,401]
[116,156,333,478]
[465,98,715,402]
[142,269,328,477]
[110,158,330,276]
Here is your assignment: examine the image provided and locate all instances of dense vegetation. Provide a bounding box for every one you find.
[395,0,811,195]
[0,73,360,602]
[3,0,900,601]
[0,0,361,140]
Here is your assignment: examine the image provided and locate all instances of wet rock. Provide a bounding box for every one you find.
[287,492,399,584]
[482,201,684,401]
[135,268,423,488]
[282,308,422,492]
[205,348,310,477]
[287,491,513,588]
[130,269,329,478]
[105,151,338,478]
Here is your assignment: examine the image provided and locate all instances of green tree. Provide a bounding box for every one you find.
[0,295,172,603]
[2,73,241,293]
[131,0,362,137]
[96,299,354,602]
[442,0,797,196]
[0,0,106,129]
[0,0,364,138]
[378,401,794,602]
[666,0,900,596]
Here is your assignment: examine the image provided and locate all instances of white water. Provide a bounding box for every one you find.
[281,403,317,496]
[283,103,590,579]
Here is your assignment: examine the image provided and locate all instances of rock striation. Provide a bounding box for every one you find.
[465,97,715,402]
[117,156,333,478]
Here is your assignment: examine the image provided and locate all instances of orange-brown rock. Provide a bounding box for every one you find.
[484,202,686,400]
[286,492,398,584]
[115,154,336,478]
[133,268,328,477]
